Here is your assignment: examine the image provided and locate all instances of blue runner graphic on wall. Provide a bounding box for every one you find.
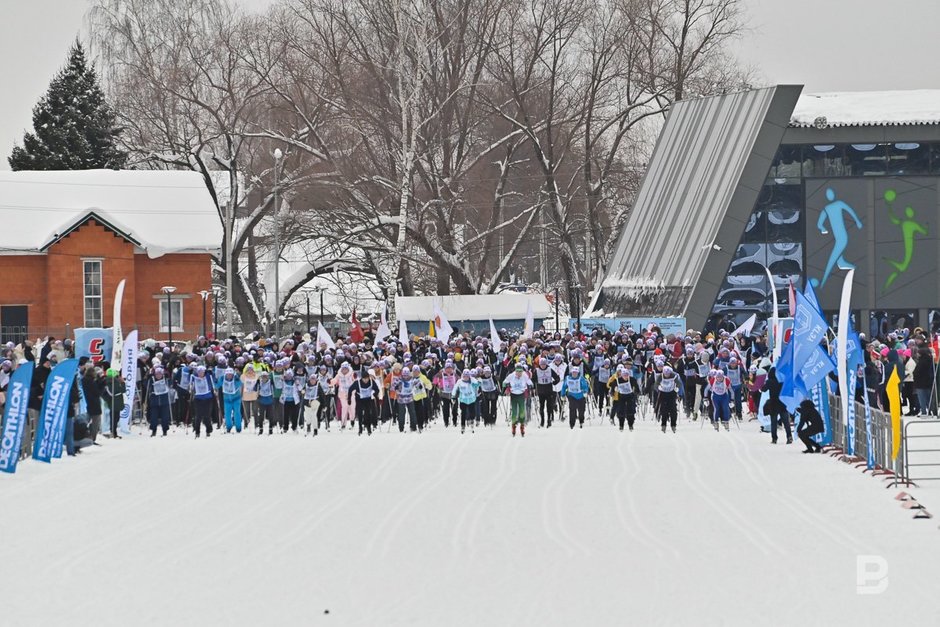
[810,188,863,288]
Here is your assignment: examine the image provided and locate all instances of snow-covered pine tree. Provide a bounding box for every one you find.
[8,40,127,171]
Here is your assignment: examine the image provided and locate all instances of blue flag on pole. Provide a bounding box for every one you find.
[799,344,836,391]
[0,363,35,474]
[818,385,833,445]
[862,368,874,468]
[793,291,829,366]
[32,359,80,463]
[804,280,824,317]
[846,369,857,455]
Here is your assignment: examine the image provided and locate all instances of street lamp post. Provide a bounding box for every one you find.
[162,286,177,346]
[571,284,582,335]
[273,148,283,341]
[198,290,210,338]
[305,294,311,335]
[213,288,220,339]
[554,286,559,332]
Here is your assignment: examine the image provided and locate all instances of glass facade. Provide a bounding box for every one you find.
[707,140,940,335]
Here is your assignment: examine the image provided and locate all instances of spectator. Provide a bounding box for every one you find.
[81,366,107,443]
[913,348,935,417]
[103,369,126,438]
[796,399,824,453]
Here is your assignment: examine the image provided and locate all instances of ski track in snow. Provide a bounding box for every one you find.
[376,433,470,559]
[727,429,867,555]
[673,428,785,557]
[462,435,519,553]
[3,415,940,626]
[614,434,674,561]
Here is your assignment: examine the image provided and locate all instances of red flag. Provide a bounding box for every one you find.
[788,279,797,317]
[350,308,365,343]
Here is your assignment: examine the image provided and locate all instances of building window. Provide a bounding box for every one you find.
[159,299,184,333]
[83,260,103,327]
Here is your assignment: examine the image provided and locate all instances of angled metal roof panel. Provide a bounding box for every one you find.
[589,85,803,327]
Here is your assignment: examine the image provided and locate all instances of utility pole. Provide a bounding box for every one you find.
[273,148,283,340]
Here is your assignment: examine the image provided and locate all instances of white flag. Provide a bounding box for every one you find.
[111,278,125,365]
[522,299,535,339]
[375,302,391,340]
[489,318,504,353]
[398,319,411,352]
[433,302,454,340]
[732,313,757,338]
[316,322,336,350]
[399,318,409,349]
[118,330,138,434]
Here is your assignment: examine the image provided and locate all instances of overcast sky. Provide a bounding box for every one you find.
[1,0,938,169]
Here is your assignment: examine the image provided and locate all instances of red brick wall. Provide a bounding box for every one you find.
[134,253,214,339]
[0,218,214,341]
[0,255,48,328]
[45,220,136,331]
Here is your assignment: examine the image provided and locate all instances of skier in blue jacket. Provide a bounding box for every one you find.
[217,367,243,433]
[560,366,590,429]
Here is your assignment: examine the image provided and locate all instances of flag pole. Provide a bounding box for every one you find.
[837,269,855,452]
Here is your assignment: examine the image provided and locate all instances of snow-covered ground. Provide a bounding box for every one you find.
[2,412,939,626]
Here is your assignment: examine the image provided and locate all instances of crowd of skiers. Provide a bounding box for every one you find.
[0,321,935,456]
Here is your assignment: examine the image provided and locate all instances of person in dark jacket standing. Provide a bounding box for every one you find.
[796,399,824,453]
[103,369,126,438]
[81,367,106,443]
[762,366,792,444]
[912,348,935,416]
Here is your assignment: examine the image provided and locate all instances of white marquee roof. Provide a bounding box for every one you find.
[396,293,554,322]
[0,169,223,258]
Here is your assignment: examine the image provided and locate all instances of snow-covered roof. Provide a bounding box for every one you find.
[791,90,940,128]
[0,169,223,258]
[396,293,554,322]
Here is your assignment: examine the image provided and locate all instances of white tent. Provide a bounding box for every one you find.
[395,294,554,326]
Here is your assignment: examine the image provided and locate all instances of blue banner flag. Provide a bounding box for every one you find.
[846,369,857,455]
[793,291,829,366]
[862,368,874,468]
[803,280,824,317]
[799,344,836,391]
[32,359,80,463]
[818,384,832,445]
[0,363,35,474]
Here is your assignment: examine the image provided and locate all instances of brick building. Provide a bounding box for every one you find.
[0,170,223,343]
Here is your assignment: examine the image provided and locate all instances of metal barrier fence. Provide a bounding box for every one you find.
[903,419,940,483]
[827,394,907,485]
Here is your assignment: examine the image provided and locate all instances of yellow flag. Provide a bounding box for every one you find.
[887,367,902,461]
[428,320,435,338]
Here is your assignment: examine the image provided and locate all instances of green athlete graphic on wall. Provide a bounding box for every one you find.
[883,188,928,290]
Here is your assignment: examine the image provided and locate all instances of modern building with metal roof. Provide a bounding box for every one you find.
[589,86,940,336]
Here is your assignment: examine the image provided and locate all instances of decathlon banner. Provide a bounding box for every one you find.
[862,368,874,469]
[74,328,113,365]
[0,363,35,474]
[118,330,138,433]
[32,358,80,463]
